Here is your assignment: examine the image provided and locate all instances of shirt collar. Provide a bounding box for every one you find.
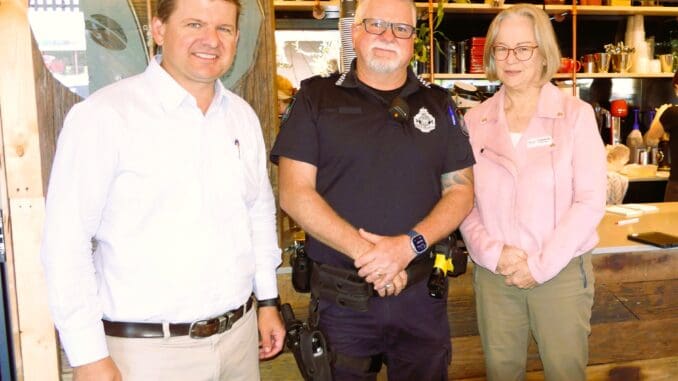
[535,82,566,119]
[484,82,566,122]
[335,59,428,98]
[146,55,228,112]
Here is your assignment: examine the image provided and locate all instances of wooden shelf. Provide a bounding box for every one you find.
[564,72,676,79]
[274,2,677,17]
[274,0,339,12]
[274,2,678,16]
[414,3,678,17]
[428,72,675,80]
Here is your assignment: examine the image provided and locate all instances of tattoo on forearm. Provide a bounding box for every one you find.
[441,168,474,190]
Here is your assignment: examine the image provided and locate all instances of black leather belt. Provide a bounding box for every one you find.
[103,296,254,339]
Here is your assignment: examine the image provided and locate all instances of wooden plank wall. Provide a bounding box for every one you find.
[261,251,678,380]
[0,1,60,380]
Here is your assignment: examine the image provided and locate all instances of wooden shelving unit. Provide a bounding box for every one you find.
[431,72,676,80]
[414,3,678,17]
[274,0,339,11]
[274,1,678,84]
[275,1,678,16]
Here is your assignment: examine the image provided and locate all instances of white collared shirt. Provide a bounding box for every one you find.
[41,57,281,366]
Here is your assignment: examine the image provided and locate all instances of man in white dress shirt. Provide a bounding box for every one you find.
[40,0,284,379]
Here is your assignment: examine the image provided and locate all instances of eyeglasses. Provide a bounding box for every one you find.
[492,45,539,61]
[360,18,416,39]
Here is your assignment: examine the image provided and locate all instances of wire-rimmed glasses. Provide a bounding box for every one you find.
[492,45,539,61]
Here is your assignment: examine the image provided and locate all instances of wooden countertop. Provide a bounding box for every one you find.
[595,202,678,254]
[626,171,670,183]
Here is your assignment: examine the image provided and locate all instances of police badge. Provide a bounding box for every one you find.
[413,107,435,133]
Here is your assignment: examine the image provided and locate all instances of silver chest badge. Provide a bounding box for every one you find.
[414,107,435,133]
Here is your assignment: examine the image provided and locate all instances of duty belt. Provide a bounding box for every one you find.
[310,254,434,312]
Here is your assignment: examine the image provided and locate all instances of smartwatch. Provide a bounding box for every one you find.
[407,230,428,255]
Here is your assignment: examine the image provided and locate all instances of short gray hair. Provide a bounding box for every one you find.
[354,0,417,27]
[483,4,561,84]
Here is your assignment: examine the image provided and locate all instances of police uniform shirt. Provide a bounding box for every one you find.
[271,63,474,267]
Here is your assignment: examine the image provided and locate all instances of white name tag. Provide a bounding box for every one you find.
[526,136,553,148]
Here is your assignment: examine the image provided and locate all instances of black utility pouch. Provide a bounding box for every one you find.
[291,243,313,293]
[448,231,468,277]
[312,264,372,312]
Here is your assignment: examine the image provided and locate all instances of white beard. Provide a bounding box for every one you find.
[364,43,404,73]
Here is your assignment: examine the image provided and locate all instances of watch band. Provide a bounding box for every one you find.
[257,296,281,310]
[407,230,428,255]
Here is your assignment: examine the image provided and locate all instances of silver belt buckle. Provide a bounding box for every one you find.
[217,311,236,334]
[188,319,206,339]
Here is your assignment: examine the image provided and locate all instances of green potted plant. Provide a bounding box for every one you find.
[412,0,452,73]
[413,0,476,73]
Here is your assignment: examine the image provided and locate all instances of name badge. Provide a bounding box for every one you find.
[526,136,553,148]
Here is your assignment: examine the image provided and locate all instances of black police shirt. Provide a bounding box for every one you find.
[270,63,475,268]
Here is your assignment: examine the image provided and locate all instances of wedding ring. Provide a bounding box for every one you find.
[385,283,393,289]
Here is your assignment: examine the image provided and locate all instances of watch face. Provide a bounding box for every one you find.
[412,235,427,253]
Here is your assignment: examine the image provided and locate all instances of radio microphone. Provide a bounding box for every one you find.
[389,97,410,123]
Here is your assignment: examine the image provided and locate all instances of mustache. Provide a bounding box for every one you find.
[370,41,399,52]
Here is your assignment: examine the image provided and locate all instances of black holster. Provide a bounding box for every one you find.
[283,303,383,381]
[291,243,313,293]
[448,231,468,277]
[282,303,332,381]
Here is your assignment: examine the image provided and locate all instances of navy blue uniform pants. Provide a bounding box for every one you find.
[317,280,451,381]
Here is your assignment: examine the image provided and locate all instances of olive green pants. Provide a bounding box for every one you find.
[473,253,595,381]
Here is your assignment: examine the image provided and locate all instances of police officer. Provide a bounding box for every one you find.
[271,0,474,379]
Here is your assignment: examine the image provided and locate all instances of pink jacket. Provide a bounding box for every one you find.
[460,83,607,284]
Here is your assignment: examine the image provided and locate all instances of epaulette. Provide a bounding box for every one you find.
[335,71,349,86]
[416,74,432,88]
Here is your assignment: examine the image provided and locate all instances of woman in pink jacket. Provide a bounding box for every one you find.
[459,4,607,381]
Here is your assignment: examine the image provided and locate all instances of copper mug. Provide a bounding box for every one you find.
[558,57,582,73]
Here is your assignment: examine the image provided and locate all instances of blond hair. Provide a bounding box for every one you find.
[483,4,561,84]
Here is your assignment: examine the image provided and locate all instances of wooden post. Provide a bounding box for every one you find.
[0,0,60,380]
[571,1,578,96]
[233,0,279,177]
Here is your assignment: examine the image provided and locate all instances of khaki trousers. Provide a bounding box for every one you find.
[106,307,260,381]
[473,253,595,381]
